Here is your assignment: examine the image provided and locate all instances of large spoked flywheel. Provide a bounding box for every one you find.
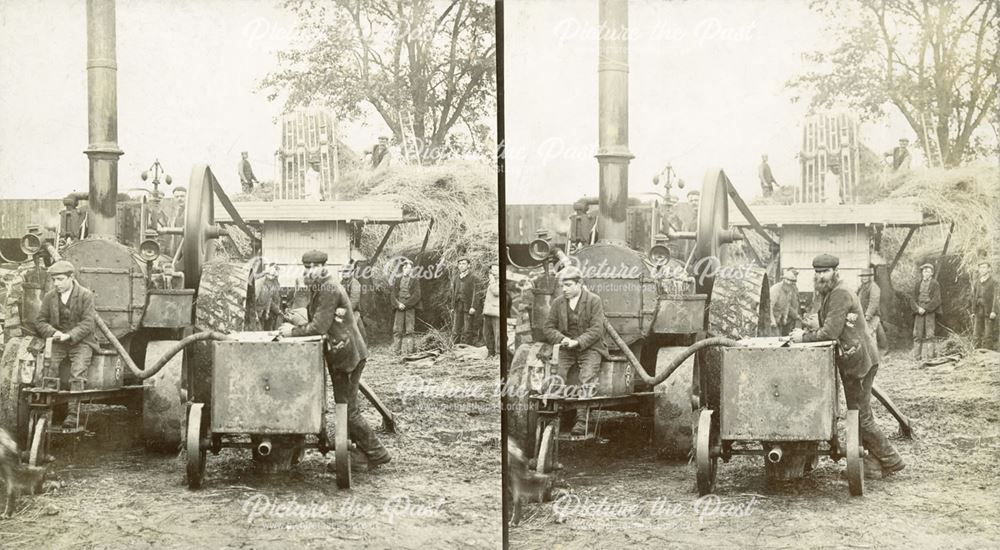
[183,165,225,291]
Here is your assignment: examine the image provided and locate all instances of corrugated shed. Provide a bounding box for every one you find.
[781,225,870,293]
[505,204,576,245]
[213,200,404,223]
[729,203,923,227]
[262,221,351,267]
[0,200,64,238]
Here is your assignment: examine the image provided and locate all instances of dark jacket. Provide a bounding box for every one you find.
[802,280,876,379]
[391,275,422,310]
[857,280,881,319]
[290,275,368,373]
[910,277,942,315]
[972,275,997,317]
[35,280,99,350]
[543,288,609,356]
[452,272,479,310]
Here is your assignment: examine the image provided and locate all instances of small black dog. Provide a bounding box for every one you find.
[0,428,46,518]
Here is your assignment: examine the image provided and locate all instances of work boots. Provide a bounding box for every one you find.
[922,340,936,361]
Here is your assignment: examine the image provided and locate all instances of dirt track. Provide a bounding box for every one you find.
[1,347,501,550]
[511,351,1000,549]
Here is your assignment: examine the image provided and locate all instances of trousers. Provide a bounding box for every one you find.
[841,364,902,469]
[483,315,500,356]
[453,308,475,345]
[329,360,388,462]
[973,313,996,350]
[392,309,416,354]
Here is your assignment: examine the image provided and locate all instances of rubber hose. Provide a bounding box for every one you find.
[603,320,740,387]
[95,315,232,380]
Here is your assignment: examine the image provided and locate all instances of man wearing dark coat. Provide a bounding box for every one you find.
[971,260,997,350]
[857,268,887,353]
[791,254,904,479]
[769,268,800,336]
[35,260,99,429]
[451,258,479,345]
[279,250,390,468]
[390,258,422,355]
[910,263,942,360]
[543,266,608,437]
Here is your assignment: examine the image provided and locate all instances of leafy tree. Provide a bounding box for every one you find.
[262,0,496,163]
[790,0,999,166]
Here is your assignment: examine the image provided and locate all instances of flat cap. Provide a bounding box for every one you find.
[301,250,328,264]
[812,254,839,270]
[782,268,799,280]
[919,263,934,271]
[557,266,583,282]
[47,260,75,275]
[859,267,874,277]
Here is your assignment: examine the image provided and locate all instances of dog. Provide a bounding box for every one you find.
[0,428,46,518]
[506,437,553,527]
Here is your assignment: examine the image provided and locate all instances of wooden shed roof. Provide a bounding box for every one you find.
[213,200,406,223]
[729,202,925,227]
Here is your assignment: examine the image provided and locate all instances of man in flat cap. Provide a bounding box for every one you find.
[35,260,99,429]
[971,260,997,350]
[279,249,391,469]
[543,266,608,437]
[910,263,942,360]
[791,253,905,479]
[858,267,887,353]
[769,268,801,336]
[389,257,422,356]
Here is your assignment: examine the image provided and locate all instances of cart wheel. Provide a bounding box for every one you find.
[696,409,717,496]
[334,403,351,489]
[186,403,207,490]
[845,409,864,496]
[535,422,557,474]
[28,416,48,493]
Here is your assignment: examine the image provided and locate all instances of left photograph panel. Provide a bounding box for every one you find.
[0,0,499,548]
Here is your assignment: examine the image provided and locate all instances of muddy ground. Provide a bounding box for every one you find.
[511,350,1000,549]
[1,347,501,550]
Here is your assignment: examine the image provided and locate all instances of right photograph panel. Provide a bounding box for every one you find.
[504,0,1000,547]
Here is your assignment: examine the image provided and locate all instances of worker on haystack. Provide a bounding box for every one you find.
[886,138,912,172]
[759,154,778,197]
[971,260,997,350]
[451,257,479,346]
[390,257,422,356]
[857,267,887,353]
[304,158,323,201]
[483,263,501,359]
[279,250,391,470]
[237,151,259,194]
[790,254,905,479]
[910,263,942,360]
[543,266,608,437]
[769,268,800,336]
[371,136,392,170]
[35,260,98,429]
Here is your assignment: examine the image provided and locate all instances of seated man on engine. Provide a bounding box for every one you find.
[34,260,99,429]
[278,250,391,470]
[542,266,608,437]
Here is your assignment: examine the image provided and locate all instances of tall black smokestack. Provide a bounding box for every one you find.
[595,0,632,246]
[85,0,123,239]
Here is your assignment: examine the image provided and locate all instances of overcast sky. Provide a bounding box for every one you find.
[503,0,916,204]
[0,0,391,199]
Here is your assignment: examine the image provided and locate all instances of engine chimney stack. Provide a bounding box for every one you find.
[85,0,123,239]
[595,0,632,246]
